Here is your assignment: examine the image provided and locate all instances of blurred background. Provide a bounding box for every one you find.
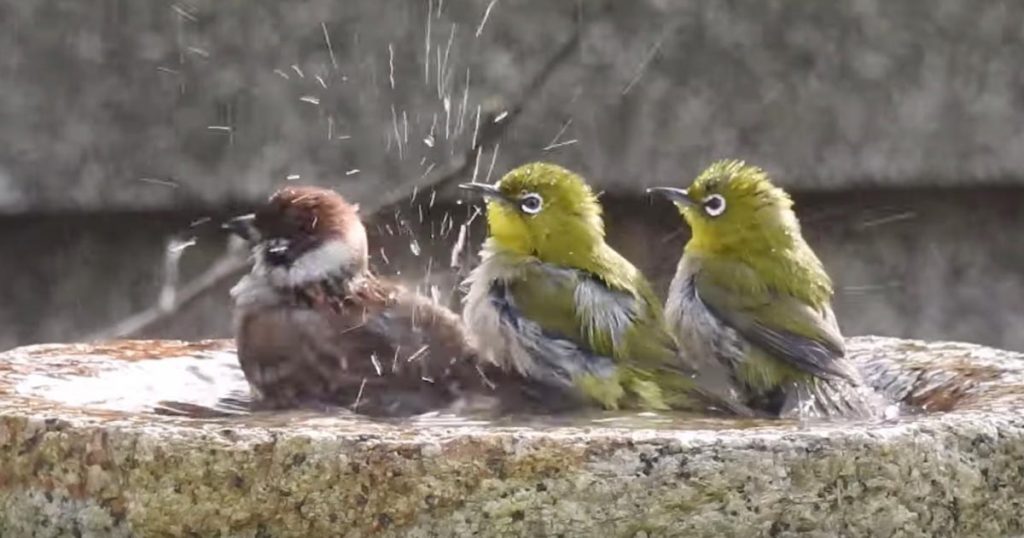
[1,0,1022,352]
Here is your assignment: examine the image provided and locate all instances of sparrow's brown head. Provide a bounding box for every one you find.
[227,186,369,287]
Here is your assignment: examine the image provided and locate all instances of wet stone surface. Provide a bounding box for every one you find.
[0,336,1023,537]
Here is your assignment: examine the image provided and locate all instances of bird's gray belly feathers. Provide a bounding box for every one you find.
[666,269,746,374]
[462,258,617,391]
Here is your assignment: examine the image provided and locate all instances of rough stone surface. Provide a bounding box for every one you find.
[1,336,1023,536]
[2,0,1024,215]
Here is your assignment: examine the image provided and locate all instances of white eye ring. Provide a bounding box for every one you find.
[520,193,543,215]
[702,194,726,217]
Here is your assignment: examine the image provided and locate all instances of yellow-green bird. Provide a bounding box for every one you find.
[649,159,883,418]
[459,162,754,416]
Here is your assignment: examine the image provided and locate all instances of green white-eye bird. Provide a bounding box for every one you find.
[459,162,754,416]
[649,159,883,418]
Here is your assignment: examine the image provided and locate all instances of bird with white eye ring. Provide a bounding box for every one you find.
[519,193,543,214]
[647,159,883,419]
[457,161,757,416]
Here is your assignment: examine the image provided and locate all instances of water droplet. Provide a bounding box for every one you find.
[410,239,422,256]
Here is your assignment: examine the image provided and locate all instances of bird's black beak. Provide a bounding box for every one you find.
[222,213,258,242]
[646,187,696,207]
[458,183,511,205]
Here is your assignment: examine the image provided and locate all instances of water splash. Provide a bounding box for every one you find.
[476,0,499,37]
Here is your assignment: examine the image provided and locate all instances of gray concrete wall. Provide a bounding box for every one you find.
[2,0,1024,214]
[1,0,1022,352]
[3,188,1022,352]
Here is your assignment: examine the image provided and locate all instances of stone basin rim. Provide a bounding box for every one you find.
[2,336,1024,537]
[1,335,1022,439]
[0,409,1017,447]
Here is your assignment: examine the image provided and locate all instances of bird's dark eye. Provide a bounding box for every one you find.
[263,238,293,266]
[520,193,543,215]
[702,194,726,217]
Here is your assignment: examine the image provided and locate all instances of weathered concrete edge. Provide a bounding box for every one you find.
[2,335,1024,536]
[1,408,1023,536]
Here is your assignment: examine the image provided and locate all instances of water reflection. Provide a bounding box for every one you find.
[9,341,926,433]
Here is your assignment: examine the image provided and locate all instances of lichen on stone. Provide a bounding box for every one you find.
[1,336,1024,536]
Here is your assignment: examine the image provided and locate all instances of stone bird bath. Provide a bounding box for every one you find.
[0,337,1022,537]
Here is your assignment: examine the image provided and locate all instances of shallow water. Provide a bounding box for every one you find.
[3,339,938,433]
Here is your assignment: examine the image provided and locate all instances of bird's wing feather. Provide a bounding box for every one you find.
[694,260,856,383]
[489,272,619,388]
[235,306,360,404]
[497,262,757,414]
[236,279,484,415]
[571,271,644,357]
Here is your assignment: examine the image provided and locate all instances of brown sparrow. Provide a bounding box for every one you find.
[226,185,579,417]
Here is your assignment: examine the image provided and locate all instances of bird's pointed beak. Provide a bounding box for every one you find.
[458,182,511,204]
[646,187,696,207]
[222,213,258,242]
